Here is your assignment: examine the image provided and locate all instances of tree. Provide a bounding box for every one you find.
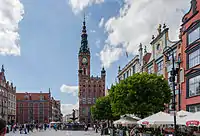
[109,73,171,118]
[91,96,118,121]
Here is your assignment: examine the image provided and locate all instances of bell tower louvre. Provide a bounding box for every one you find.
[78,16,106,125]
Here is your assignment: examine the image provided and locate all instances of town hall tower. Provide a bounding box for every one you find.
[78,17,106,124]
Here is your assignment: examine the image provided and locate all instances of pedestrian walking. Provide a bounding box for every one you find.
[24,123,27,134]
[19,125,23,134]
[27,124,30,133]
[54,123,57,131]
[12,124,16,133]
[36,124,38,131]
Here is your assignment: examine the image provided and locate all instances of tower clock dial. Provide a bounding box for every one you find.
[82,57,87,64]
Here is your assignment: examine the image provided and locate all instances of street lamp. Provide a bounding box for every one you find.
[164,45,179,136]
[176,55,182,111]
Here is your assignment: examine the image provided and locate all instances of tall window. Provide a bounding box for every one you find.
[188,26,200,45]
[82,108,85,115]
[82,98,86,104]
[188,75,200,97]
[87,98,91,104]
[126,71,129,78]
[188,104,200,112]
[83,68,87,75]
[118,77,121,82]
[148,65,153,74]
[157,60,163,74]
[132,65,135,74]
[123,73,126,79]
[189,48,200,68]
[180,69,184,83]
[93,98,96,104]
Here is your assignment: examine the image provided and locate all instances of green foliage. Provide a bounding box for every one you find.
[91,96,118,121]
[109,73,171,118]
[67,119,73,123]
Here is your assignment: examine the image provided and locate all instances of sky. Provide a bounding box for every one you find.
[0,0,191,115]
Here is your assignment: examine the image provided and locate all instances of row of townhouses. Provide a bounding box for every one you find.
[0,65,62,124]
[117,0,200,113]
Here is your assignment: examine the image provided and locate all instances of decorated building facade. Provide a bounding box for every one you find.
[181,0,200,112]
[117,0,200,113]
[0,65,16,124]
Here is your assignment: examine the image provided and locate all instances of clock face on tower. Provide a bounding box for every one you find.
[82,57,87,64]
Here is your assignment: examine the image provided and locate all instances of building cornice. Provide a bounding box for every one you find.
[118,55,139,77]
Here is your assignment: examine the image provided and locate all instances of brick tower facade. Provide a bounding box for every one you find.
[78,17,106,125]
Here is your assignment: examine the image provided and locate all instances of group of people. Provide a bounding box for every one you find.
[108,125,200,136]
[18,123,49,134]
[0,118,62,136]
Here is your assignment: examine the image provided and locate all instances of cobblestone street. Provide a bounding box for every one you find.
[5,129,101,136]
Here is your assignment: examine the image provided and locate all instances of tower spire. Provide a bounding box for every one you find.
[79,14,90,54]
[82,13,86,34]
[1,65,5,73]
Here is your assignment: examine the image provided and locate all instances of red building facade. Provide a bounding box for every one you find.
[16,91,52,124]
[181,0,200,112]
[78,18,106,124]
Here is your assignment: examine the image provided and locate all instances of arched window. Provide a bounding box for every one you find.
[83,68,86,75]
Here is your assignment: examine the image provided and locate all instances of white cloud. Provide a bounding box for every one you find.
[90,29,96,33]
[0,0,24,55]
[68,0,104,14]
[100,45,123,68]
[100,0,189,68]
[96,53,99,57]
[98,17,104,28]
[60,84,78,96]
[95,39,101,48]
[61,101,79,116]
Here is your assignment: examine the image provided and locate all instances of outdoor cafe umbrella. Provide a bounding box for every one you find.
[137,111,174,125]
[176,110,193,118]
[177,111,200,126]
[114,116,139,125]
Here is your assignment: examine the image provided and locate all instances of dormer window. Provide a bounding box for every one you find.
[40,95,43,100]
[24,94,28,100]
